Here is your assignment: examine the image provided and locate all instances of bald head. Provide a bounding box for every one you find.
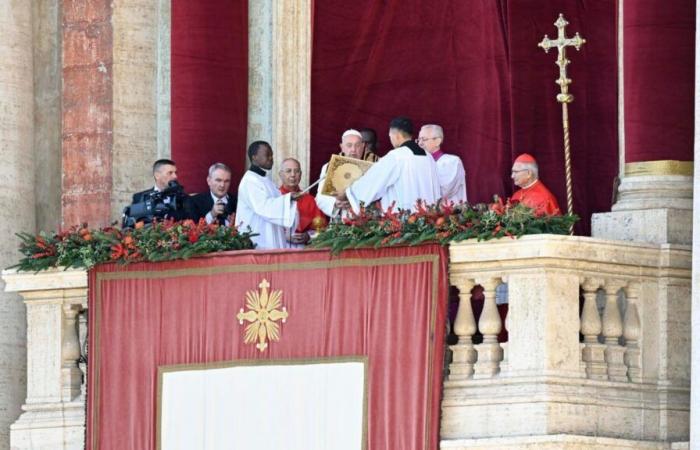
[279,158,302,190]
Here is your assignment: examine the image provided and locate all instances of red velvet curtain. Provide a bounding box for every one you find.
[171,0,248,194]
[87,246,448,450]
[623,0,695,163]
[311,0,618,234]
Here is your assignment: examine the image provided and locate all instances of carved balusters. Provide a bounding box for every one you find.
[61,302,84,401]
[601,280,628,382]
[580,278,607,380]
[449,278,477,380]
[473,278,503,378]
[78,310,88,400]
[623,283,642,383]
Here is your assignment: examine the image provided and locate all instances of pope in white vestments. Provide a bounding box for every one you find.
[338,117,441,213]
[235,141,297,249]
[418,124,467,204]
[316,129,366,217]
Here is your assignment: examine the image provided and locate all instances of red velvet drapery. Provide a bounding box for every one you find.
[311,0,618,234]
[623,0,695,163]
[171,0,248,195]
[87,246,448,450]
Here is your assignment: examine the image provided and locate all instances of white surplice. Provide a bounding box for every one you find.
[345,142,440,213]
[235,168,297,250]
[435,153,468,204]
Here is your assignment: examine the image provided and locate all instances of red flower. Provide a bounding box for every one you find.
[188,230,199,243]
[490,197,505,215]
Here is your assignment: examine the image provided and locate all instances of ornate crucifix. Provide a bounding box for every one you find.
[538,14,586,223]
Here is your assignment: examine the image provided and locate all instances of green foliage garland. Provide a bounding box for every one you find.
[310,198,578,254]
[11,219,256,272]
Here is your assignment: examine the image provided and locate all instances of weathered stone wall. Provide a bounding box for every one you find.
[0,1,34,448]
[33,0,62,232]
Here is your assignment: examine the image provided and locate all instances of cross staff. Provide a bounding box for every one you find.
[538,14,585,227]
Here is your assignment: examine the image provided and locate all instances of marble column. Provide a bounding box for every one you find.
[0,2,34,449]
[592,0,695,245]
[61,0,114,228]
[689,1,700,445]
[111,0,170,220]
[248,0,312,186]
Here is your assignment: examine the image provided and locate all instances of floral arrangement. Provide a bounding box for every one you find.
[310,198,578,254]
[11,219,256,272]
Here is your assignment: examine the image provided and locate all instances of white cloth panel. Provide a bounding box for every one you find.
[160,361,365,450]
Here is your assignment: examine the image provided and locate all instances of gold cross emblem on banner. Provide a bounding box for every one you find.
[237,279,289,352]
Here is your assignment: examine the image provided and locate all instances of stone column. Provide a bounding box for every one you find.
[592,0,695,245]
[61,0,113,228]
[111,0,169,220]
[0,1,34,448]
[248,0,312,186]
[689,2,700,445]
[33,0,62,232]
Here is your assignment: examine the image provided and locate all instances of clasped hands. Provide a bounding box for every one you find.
[333,190,350,210]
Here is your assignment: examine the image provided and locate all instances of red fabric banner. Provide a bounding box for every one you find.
[87,245,448,449]
[171,0,248,194]
[311,0,618,234]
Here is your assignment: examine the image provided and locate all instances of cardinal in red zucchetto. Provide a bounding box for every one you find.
[510,153,562,216]
[278,157,327,247]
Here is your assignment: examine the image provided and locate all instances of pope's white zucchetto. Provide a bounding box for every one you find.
[342,129,363,139]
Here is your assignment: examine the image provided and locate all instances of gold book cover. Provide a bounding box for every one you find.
[320,154,374,195]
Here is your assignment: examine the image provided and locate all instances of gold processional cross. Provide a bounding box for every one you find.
[538,14,586,225]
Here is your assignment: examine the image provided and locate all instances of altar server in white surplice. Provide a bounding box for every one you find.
[417,124,467,204]
[336,117,440,213]
[235,141,298,249]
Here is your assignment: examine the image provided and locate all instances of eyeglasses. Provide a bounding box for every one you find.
[416,137,440,143]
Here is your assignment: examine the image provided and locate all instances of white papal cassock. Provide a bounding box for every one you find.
[235,166,297,249]
[346,141,440,213]
[435,152,467,204]
[315,163,335,216]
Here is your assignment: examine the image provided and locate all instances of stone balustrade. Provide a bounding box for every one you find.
[2,234,692,450]
[442,234,691,449]
[2,268,87,450]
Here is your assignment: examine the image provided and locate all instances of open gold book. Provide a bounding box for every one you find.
[320,154,374,195]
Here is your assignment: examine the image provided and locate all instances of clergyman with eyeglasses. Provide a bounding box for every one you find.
[417,124,467,205]
[510,153,561,216]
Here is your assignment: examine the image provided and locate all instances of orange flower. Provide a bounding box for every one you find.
[82,233,92,241]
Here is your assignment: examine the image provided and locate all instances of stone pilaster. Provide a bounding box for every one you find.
[0,1,34,448]
[689,1,700,445]
[248,0,312,186]
[3,269,87,450]
[33,0,62,232]
[111,0,169,221]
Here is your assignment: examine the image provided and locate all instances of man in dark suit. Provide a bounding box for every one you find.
[128,159,195,222]
[191,162,237,226]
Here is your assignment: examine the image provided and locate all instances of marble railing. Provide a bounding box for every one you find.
[2,234,692,449]
[2,268,87,450]
[443,235,691,447]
